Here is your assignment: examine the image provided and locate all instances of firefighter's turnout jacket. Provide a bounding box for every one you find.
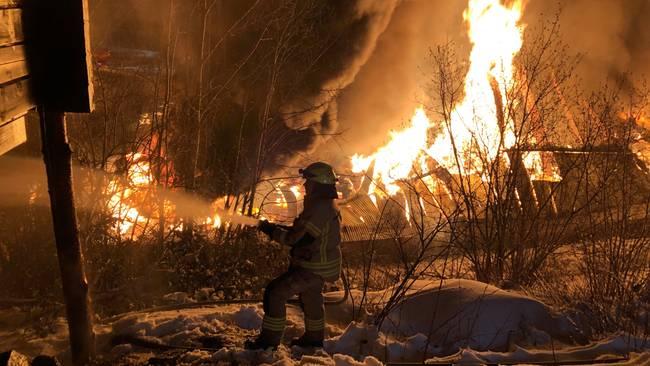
[256,197,341,347]
[271,198,342,282]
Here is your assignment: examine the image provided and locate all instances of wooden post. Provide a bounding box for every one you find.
[533,180,558,217]
[39,108,94,365]
[507,150,539,216]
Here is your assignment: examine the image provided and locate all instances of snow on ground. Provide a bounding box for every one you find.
[0,317,71,358]
[379,279,586,352]
[2,279,649,364]
[424,336,650,365]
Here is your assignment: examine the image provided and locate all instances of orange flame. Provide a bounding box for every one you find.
[107,153,152,237]
[428,0,524,173]
[350,0,560,209]
[351,107,431,195]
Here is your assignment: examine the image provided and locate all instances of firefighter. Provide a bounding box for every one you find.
[245,162,342,350]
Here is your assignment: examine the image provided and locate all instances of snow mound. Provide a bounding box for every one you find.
[325,322,441,362]
[232,306,263,330]
[371,279,582,353]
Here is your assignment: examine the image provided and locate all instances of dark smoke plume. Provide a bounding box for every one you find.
[90,0,650,172]
[90,0,399,174]
[277,0,399,162]
[323,0,650,166]
[332,0,469,160]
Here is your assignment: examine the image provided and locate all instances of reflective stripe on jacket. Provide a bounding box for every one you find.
[272,198,341,282]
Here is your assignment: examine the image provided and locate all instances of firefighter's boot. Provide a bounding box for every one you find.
[244,324,282,351]
[291,316,325,348]
[290,333,324,348]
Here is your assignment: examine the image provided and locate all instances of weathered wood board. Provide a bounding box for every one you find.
[0,59,27,84]
[0,44,24,64]
[0,0,29,156]
[0,114,25,155]
[0,8,22,46]
[0,0,21,9]
[0,78,33,123]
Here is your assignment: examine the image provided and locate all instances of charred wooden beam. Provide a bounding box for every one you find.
[488,75,539,215]
[426,159,458,212]
[507,150,539,216]
[359,159,375,195]
[532,180,558,217]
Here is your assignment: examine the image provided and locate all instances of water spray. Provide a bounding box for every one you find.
[210,209,260,227]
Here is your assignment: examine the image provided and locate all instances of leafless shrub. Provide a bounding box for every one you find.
[425,17,597,286]
[339,170,459,324]
[572,81,650,337]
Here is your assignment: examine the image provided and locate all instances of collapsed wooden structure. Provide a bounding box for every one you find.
[333,144,650,245]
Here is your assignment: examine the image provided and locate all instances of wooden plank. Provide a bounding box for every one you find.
[0,115,25,155]
[0,0,21,10]
[0,9,22,46]
[533,180,558,217]
[0,59,27,84]
[0,44,24,65]
[0,78,34,124]
[508,151,539,215]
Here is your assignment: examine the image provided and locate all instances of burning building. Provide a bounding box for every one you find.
[328,0,650,245]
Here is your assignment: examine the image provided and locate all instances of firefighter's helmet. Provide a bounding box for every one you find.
[299,162,337,185]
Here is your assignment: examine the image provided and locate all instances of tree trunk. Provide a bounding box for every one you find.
[40,108,95,365]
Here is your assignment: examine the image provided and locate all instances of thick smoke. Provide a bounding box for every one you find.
[90,0,400,172]
[523,0,650,94]
[322,0,650,167]
[278,0,399,161]
[90,0,650,170]
[330,1,468,161]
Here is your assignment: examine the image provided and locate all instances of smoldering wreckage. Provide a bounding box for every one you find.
[1,0,650,365]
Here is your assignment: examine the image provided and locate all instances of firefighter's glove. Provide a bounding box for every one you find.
[258,220,276,237]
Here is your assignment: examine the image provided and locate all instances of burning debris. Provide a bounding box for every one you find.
[105,150,261,239]
[347,0,557,221]
[338,0,650,242]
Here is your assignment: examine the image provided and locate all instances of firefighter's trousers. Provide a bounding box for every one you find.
[259,266,325,346]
